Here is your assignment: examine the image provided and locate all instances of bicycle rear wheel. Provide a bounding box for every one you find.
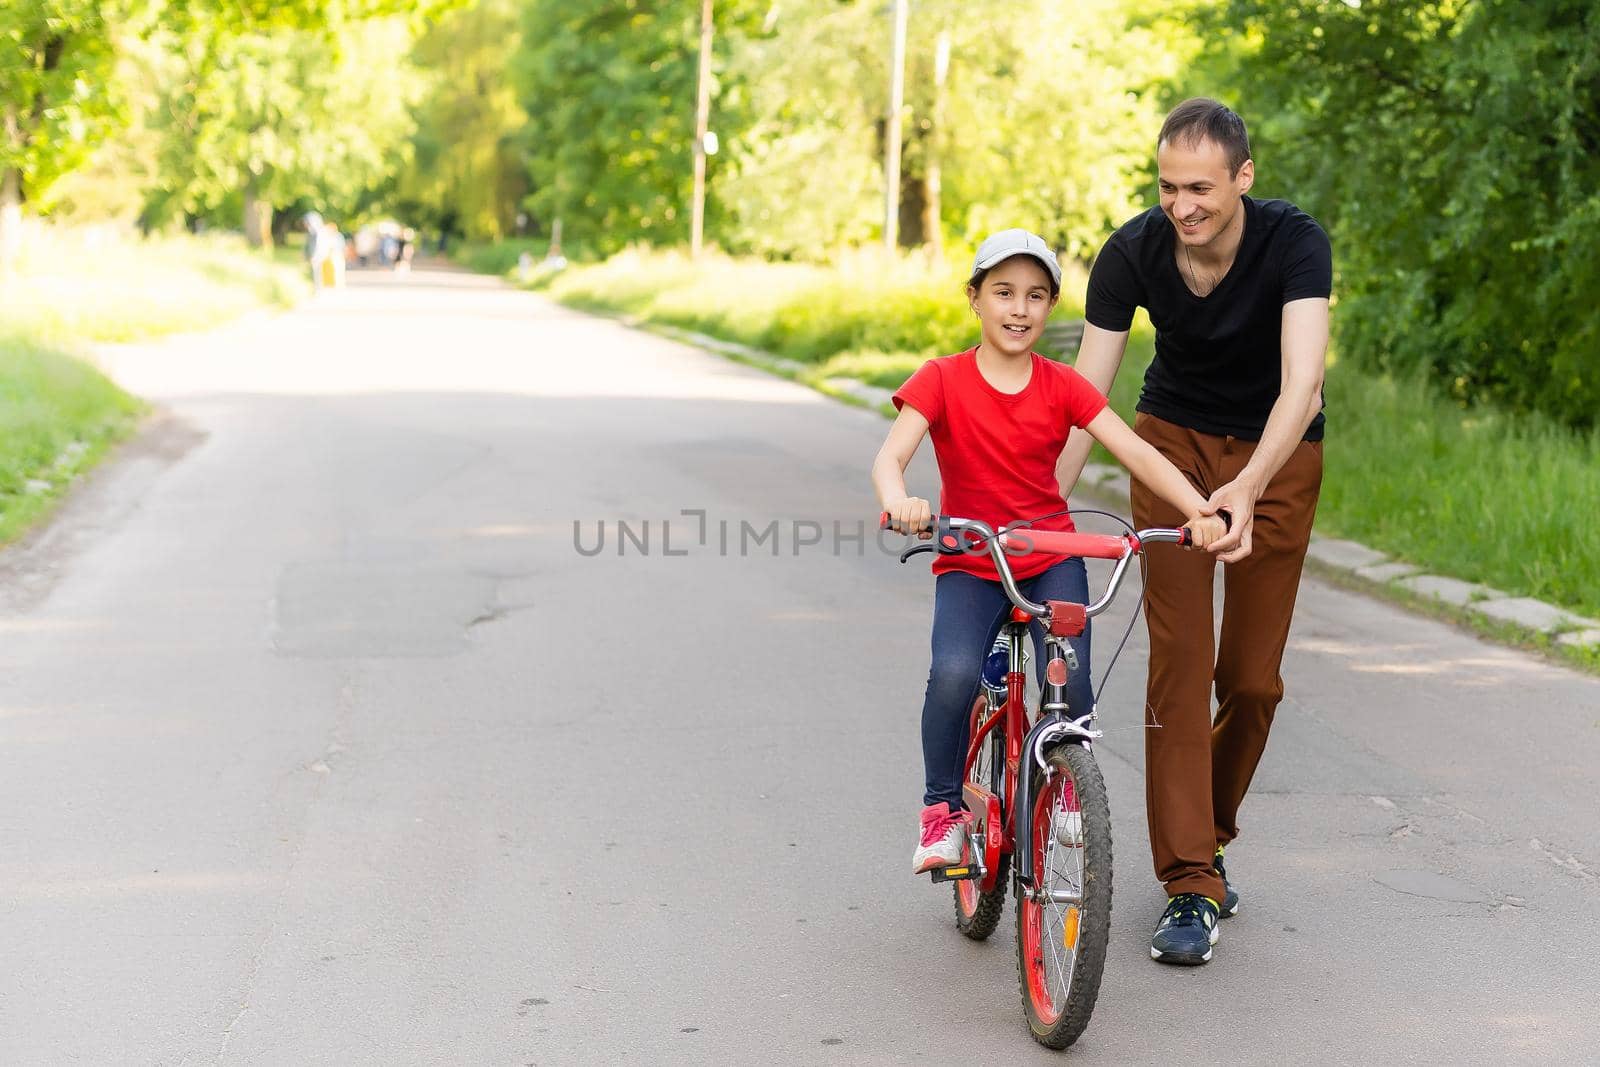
[954,696,1008,940]
[1016,744,1112,1049]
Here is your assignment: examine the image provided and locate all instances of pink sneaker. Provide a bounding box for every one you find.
[1054,776,1082,847]
[913,802,971,873]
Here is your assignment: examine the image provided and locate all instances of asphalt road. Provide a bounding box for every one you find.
[3,268,1597,1065]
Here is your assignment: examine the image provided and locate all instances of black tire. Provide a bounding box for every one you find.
[1015,743,1112,1050]
[954,697,1008,940]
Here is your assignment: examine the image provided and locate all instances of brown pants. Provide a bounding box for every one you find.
[1129,413,1323,902]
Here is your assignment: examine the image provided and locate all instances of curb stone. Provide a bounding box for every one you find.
[1559,629,1600,650]
[1306,539,1388,570]
[1070,472,1598,652]
[645,322,810,377]
[1079,463,1130,502]
[822,377,895,409]
[1393,574,1508,606]
[1471,597,1590,634]
[629,318,1600,664]
[1354,561,1421,583]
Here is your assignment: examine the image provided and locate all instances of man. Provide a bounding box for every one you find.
[1057,98,1330,965]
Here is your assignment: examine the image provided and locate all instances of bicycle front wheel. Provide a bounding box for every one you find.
[1015,744,1112,1050]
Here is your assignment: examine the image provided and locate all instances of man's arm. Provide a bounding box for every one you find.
[1056,323,1132,495]
[1202,296,1329,563]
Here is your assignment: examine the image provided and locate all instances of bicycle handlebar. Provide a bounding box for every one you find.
[879,511,1192,621]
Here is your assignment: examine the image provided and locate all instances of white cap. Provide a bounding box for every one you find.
[969,228,1061,288]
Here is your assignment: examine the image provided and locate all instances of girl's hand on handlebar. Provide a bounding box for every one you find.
[1183,513,1228,549]
[883,496,934,539]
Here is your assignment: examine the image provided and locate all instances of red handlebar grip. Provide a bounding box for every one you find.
[879,511,891,530]
[1177,526,1193,548]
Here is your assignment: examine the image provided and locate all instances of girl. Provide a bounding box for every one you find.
[871,228,1229,873]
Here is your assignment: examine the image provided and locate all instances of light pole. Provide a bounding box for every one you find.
[924,30,949,262]
[883,0,908,252]
[690,0,714,258]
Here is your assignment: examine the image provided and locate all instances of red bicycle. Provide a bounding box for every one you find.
[885,512,1195,1049]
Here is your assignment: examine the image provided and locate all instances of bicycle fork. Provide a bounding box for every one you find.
[1014,636,1097,894]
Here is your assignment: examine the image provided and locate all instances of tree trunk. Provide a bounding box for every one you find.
[0,167,21,272]
[883,0,908,250]
[922,32,949,264]
[921,160,941,264]
[1,102,22,271]
[899,167,926,247]
[241,184,273,250]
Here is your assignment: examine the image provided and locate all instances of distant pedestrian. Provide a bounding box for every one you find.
[319,222,346,289]
[303,212,331,292]
[396,227,416,273]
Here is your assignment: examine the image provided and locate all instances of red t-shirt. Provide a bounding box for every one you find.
[892,348,1110,581]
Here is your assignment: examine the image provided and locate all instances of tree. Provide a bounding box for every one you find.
[512,1,697,255]
[926,0,1206,263]
[0,1,123,265]
[714,0,1205,263]
[715,0,885,258]
[401,0,528,241]
[148,16,422,245]
[511,0,763,257]
[1214,0,1600,428]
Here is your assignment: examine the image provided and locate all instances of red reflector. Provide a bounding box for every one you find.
[1046,601,1086,638]
[1046,658,1069,687]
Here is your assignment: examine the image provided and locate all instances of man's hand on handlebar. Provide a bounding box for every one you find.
[882,496,934,539]
[1202,479,1256,563]
[1183,512,1229,550]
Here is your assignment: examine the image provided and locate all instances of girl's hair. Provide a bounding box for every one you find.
[967,256,1061,300]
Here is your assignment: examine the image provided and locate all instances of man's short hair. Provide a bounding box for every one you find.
[1158,98,1251,176]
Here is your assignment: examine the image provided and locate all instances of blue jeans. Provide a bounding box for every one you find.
[920,558,1093,809]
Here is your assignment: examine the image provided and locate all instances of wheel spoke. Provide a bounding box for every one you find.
[1037,778,1080,1011]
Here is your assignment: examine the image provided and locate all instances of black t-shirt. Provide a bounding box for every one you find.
[1085,196,1332,441]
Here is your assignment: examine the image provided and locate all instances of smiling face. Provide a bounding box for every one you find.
[967,255,1058,358]
[1157,135,1254,250]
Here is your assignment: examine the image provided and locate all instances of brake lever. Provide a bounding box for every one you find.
[899,543,936,563]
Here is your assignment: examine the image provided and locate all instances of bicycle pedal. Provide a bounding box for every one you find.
[930,864,982,883]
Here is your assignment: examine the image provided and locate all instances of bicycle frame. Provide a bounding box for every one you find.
[887,511,1193,895]
[958,609,1082,895]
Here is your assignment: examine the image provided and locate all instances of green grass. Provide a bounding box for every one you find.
[453,237,551,277]
[1320,368,1600,618]
[1091,335,1600,618]
[538,247,1088,364]
[0,228,306,544]
[519,247,1600,620]
[0,329,143,543]
[1,230,306,344]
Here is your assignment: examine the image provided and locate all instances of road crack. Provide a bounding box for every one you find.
[212,676,356,1062]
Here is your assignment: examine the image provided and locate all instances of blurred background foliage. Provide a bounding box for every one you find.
[1,0,1596,427]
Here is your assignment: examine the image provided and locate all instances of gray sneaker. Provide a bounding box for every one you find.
[1214,848,1240,917]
